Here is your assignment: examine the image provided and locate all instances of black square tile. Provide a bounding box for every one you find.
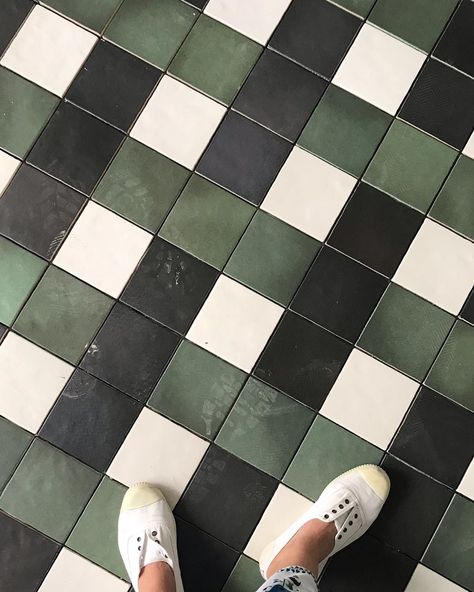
[197,110,292,205]
[460,289,474,324]
[121,238,219,334]
[0,324,7,342]
[434,0,474,78]
[369,455,453,560]
[184,0,207,8]
[0,164,86,259]
[269,0,361,78]
[319,535,416,592]
[400,58,474,149]
[0,0,31,55]
[81,302,180,402]
[0,511,59,592]
[27,102,124,195]
[254,311,351,410]
[175,445,277,551]
[389,387,474,488]
[291,246,388,342]
[233,49,327,141]
[176,518,239,592]
[39,369,141,472]
[66,40,161,131]
[327,183,424,277]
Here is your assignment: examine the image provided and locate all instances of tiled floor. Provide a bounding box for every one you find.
[0,1,473,591]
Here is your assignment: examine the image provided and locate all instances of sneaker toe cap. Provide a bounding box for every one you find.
[121,483,165,511]
[358,465,390,501]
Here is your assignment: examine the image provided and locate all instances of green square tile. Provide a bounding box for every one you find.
[225,210,320,305]
[284,415,383,500]
[44,0,122,32]
[0,438,100,542]
[0,418,32,491]
[216,377,314,479]
[332,0,376,17]
[0,67,58,158]
[369,0,458,52]
[358,283,454,380]
[169,15,261,105]
[298,85,392,176]
[426,321,474,412]
[93,138,190,232]
[222,555,262,592]
[148,340,247,439]
[67,476,128,580]
[364,119,457,212]
[159,174,255,269]
[14,266,113,364]
[0,236,47,326]
[423,494,474,590]
[429,155,474,241]
[105,0,198,68]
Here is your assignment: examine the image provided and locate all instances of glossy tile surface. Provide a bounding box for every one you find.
[233,48,327,141]
[14,266,113,363]
[149,340,246,439]
[390,387,474,488]
[28,102,123,195]
[0,67,58,158]
[170,15,261,105]
[0,438,100,542]
[0,164,85,259]
[254,311,352,410]
[66,40,161,131]
[81,302,179,402]
[1,2,473,589]
[40,369,142,471]
[216,376,314,478]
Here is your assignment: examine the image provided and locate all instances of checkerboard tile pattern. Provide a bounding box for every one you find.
[0,1,473,592]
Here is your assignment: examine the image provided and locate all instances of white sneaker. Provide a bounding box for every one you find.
[118,483,184,592]
[259,464,390,578]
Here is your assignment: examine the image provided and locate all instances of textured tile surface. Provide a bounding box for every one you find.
[1,2,473,590]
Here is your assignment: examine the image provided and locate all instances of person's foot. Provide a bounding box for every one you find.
[118,483,184,592]
[259,464,390,579]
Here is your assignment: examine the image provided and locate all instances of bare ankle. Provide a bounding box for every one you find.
[139,561,175,592]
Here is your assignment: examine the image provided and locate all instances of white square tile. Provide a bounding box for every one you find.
[320,349,419,449]
[38,549,128,592]
[205,0,291,44]
[333,24,426,114]
[0,151,20,194]
[53,201,152,298]
[261,147,357,240]
[245,484,312,560]
[393,219,474,315]
[463,131,474,159]
[0,6,96,96]
[187,275,284,372]
[131,75,226,169]
[107,408,209,508]
[457,458,474,501]
[405,564,465,592]
[0,332,74,432]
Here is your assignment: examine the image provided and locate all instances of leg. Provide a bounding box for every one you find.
[256,465,391,592]
[139,562,176,592]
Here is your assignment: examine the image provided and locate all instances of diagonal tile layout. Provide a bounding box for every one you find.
[0,0,473,591]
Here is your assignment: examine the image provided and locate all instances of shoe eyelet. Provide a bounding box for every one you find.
[345,499,349,504]
[137,537,141,542]
[354,514,358,519]
[349,521,353,526]
[337,535,342,540]
[324,514,329,519]
[343,528,347,533]
[152,530,157,536]
[331,509,337,514]
[338,504,344,509]
[138,546,141,551]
